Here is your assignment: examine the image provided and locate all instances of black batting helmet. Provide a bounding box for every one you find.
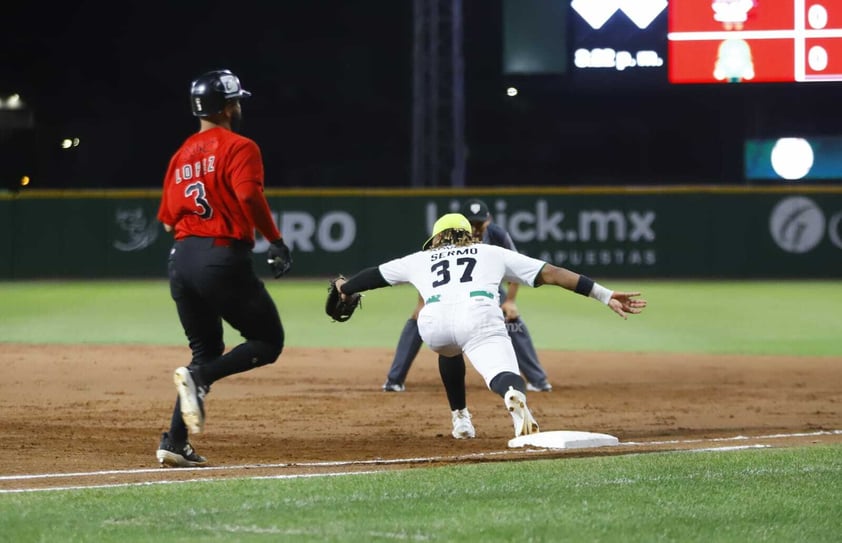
[190,69,252,118]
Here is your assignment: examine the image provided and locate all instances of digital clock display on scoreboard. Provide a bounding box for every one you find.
[668,1,842,83]
[569,0,669,87]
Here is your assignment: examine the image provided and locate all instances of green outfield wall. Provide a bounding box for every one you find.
[1,186,841,279]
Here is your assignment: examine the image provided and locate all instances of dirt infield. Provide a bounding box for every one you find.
[1,344,841,491]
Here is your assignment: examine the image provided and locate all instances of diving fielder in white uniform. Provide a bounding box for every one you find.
[336,213,647,439]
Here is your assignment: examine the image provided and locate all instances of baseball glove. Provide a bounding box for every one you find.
[325,275,362,322]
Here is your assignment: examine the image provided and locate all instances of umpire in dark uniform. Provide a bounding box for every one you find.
[382,198,553,393]
[462,198,553,391]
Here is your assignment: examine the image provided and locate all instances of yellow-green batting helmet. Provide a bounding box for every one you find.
[422,213,472,249]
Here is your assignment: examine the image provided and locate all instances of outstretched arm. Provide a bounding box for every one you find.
[535,264,647,319]
[336,267,389,297]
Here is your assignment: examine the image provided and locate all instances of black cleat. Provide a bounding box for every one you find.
[156,432,208,467]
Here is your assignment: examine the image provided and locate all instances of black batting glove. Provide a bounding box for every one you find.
[267,238,292,278]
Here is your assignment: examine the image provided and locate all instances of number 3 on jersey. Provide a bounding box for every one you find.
[184,181,213,219]
[431,257,476,287]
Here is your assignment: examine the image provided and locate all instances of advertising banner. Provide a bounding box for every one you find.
[1,188,841,279]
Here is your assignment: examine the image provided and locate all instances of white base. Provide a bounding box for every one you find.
[508,430,619,450]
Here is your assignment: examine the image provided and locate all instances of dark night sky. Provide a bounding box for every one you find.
[3,0,842,189]
[3,1,417,188]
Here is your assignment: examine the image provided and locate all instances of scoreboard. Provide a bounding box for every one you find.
[561,0,842,86]
[668,1,842,83]
[569,0,668,88]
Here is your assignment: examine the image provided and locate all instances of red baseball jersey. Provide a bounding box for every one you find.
[158,127,267,243]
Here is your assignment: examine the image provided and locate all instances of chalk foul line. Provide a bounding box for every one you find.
[1,429,839,493]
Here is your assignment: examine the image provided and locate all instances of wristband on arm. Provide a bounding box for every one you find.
[575,275,613,305]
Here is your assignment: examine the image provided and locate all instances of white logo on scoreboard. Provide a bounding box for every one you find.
[571,0,667,30]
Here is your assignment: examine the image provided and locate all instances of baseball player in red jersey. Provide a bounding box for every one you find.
[335,213,647,439]
[155,69,292,467]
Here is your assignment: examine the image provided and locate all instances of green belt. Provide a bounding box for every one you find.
[425,290,493,304]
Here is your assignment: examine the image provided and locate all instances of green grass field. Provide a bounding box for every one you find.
[1,279,841,541]
[1,279,841,355]
[2,446,840,542]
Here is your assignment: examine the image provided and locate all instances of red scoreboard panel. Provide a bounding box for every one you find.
[668,1,842,83]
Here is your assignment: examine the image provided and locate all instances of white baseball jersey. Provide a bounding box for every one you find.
[378,243,546,387]
[378,243,545,304]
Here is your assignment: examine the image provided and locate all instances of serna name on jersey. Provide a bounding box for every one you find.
[430,246,479,261]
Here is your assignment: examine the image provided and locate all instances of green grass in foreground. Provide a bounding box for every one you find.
[1,445,840,542]
[0,279,841,355]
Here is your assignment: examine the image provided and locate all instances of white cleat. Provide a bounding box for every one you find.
[526,381,553,392]
[174,367,205,434]
[451,408,476,439]
[504,386,539,437]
